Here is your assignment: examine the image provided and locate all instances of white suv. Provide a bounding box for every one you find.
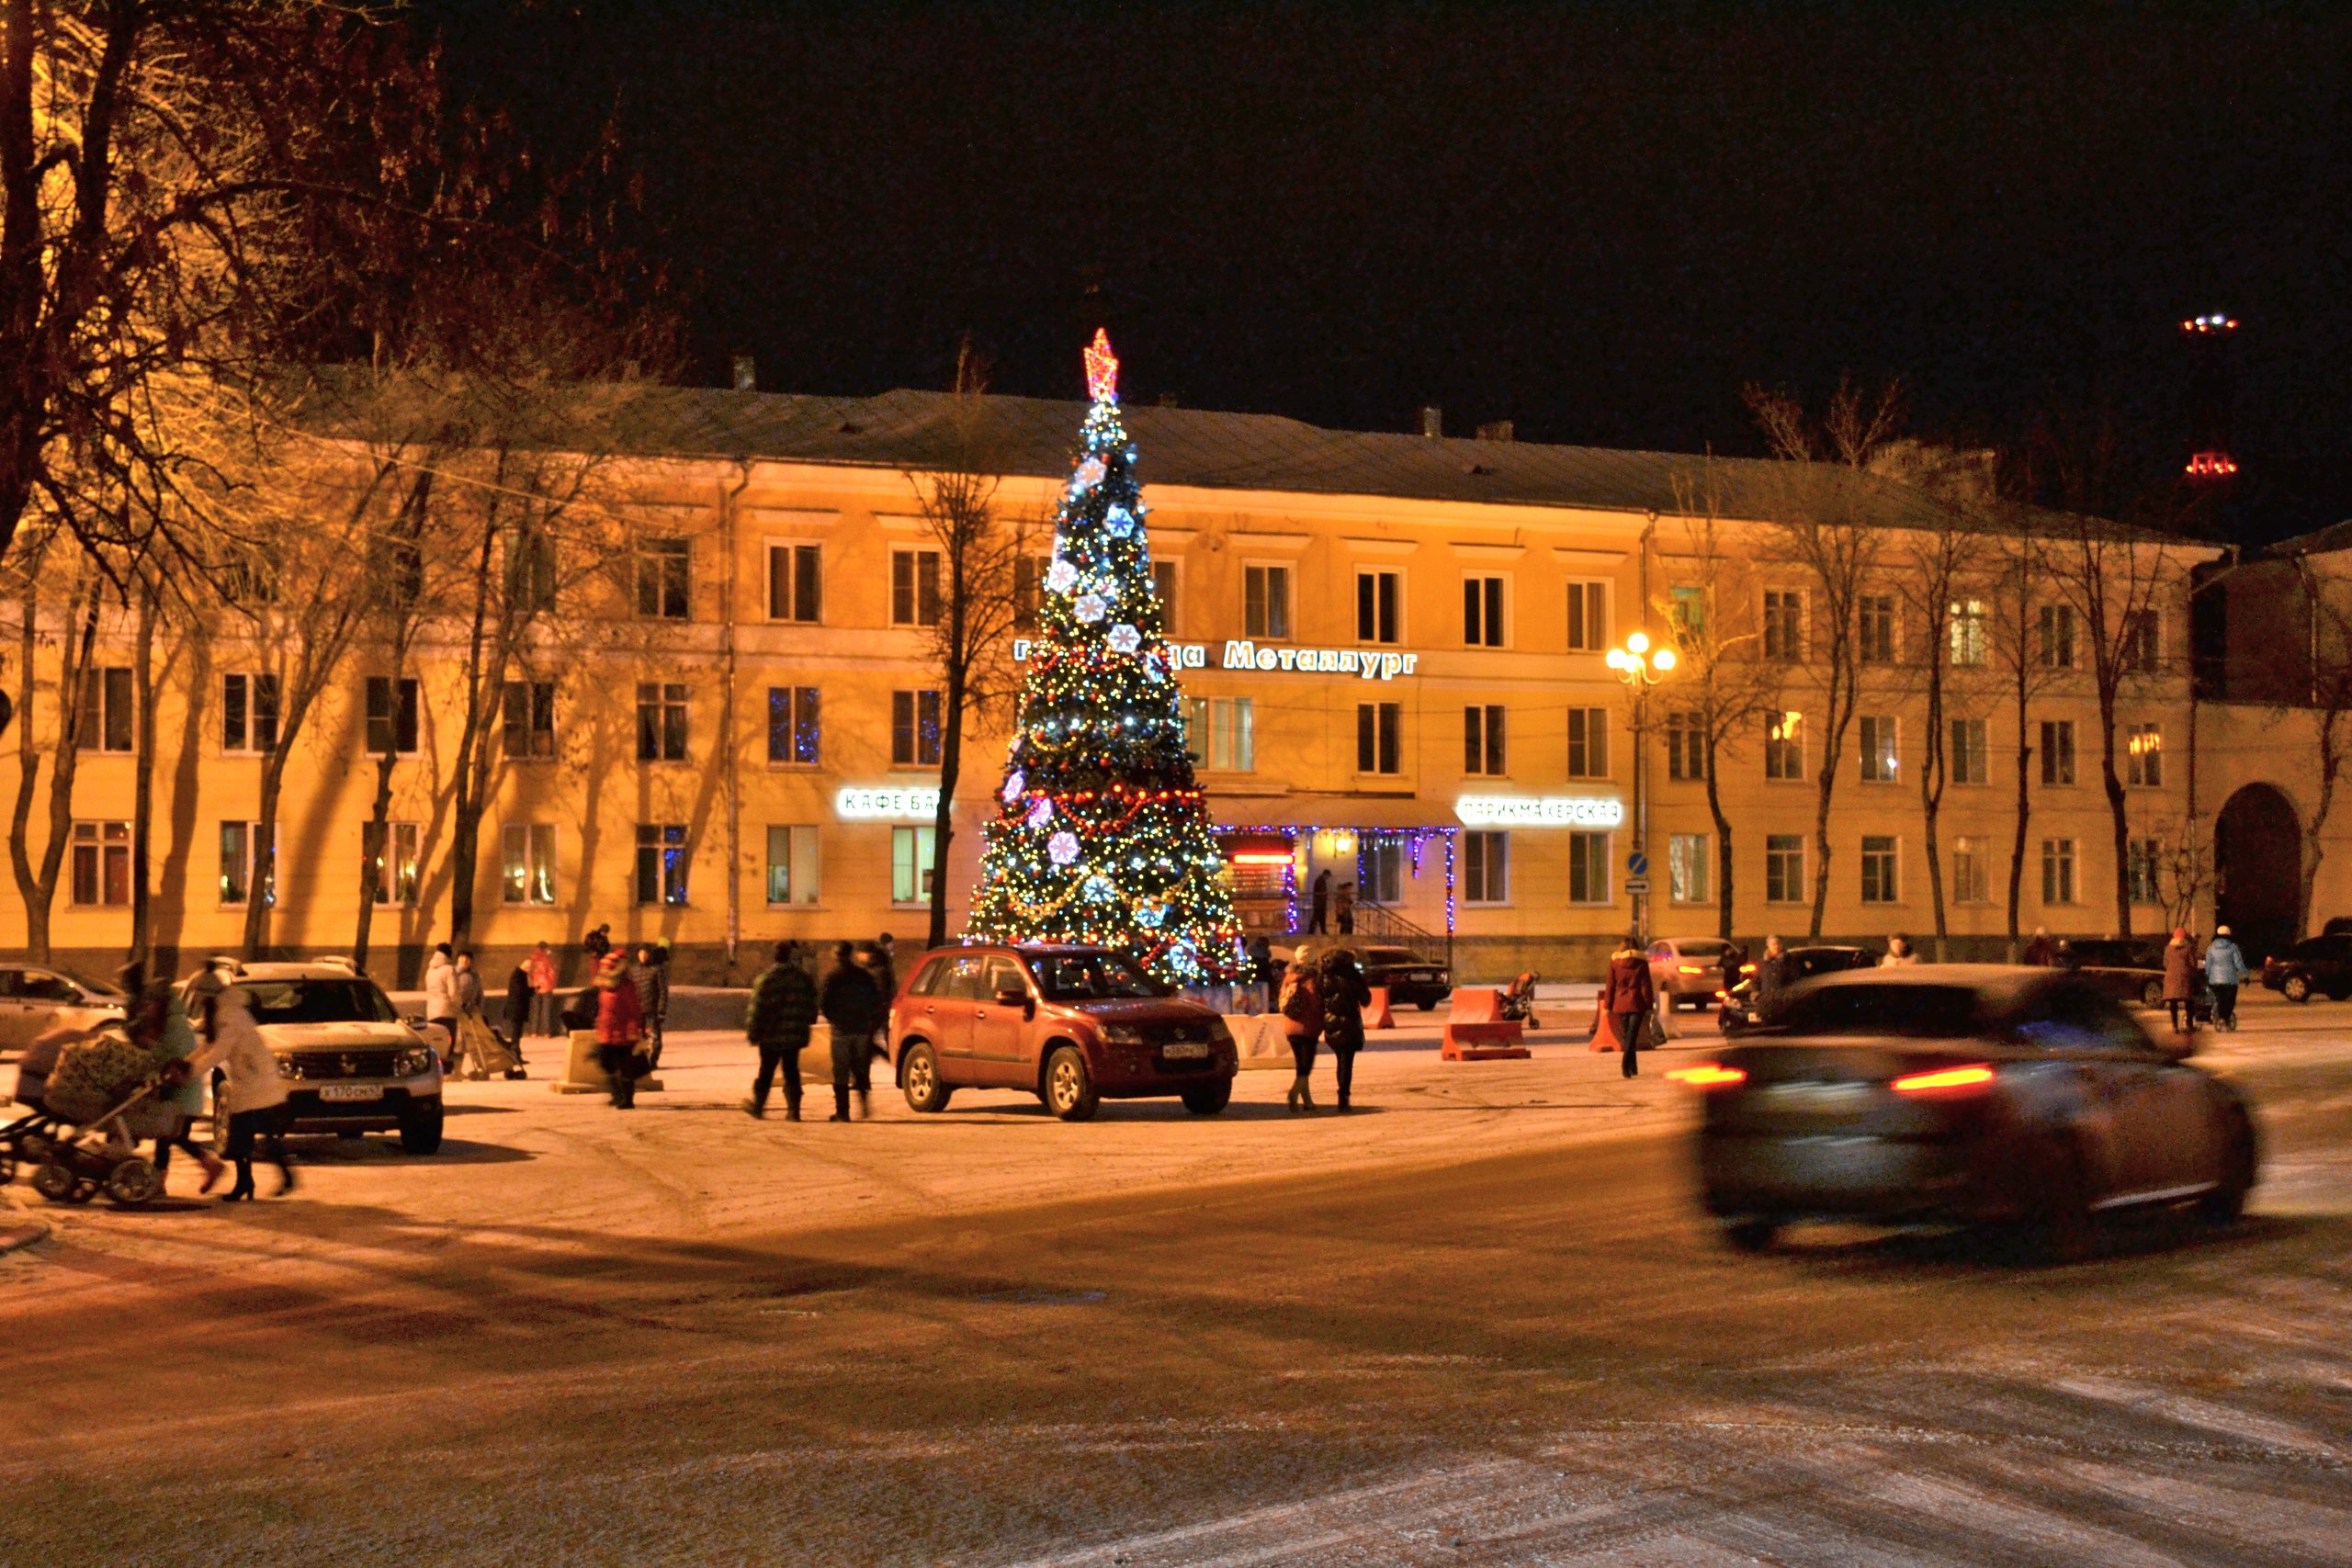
[209,961,445,1153]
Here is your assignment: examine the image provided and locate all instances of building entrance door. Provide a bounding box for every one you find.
[2216,783,2301,965]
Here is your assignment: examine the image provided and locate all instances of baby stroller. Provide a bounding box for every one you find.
[29,1031,182,1208]
[1498,971,1541,1027]
[2,1026,74,1185]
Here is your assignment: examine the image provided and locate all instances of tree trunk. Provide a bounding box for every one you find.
[927,660,967,950]
[2007,693,2031,954]
[353,750,398,976]
[8,569,42,956]
[2099,702,2132,937]
[130,580,156,968]
[16,586,100,964]
[1919,660,1949,962]
[243,753,285,959]
[1703,728,1736,941]
[447,528,503,945]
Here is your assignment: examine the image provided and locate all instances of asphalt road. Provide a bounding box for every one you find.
[5,1024,2351,1565]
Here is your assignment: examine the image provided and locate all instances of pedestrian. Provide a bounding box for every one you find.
[1335,881,1356,936]
[197,969,294,1202]
[2204,925,2248,1032]
[1600,934,1657,1078]
[2022,925,2056,966]
[503,959,535,1059]
[1278,946,1324,1112]
[441,949,484,1078]
[526,940,560,1037]
[1245,933,1274,1014]
[1318,948,1371,1111]
[1307,869,1331,934]
[744,940,820,1121]
[582,923,612,975]
[1753,935,1788,1015]
[873,932,898,1007]
[2164,927,2199,1033]
[120,962,225,1193]
[634,943,670,1068]
[819,941,882,1122]
[424,942,458,1066]
[1718,942,1748,1006]
[1882,933,1921,967]
[593,950,647,1109]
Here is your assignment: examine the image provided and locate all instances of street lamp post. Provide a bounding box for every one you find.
[1605,631,1677,941]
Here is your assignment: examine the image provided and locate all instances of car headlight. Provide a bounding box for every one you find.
[395,1046,437,1077]
[275,1055,298,1079]
[1100,1024,1147,1046]
[1206,1018,1234,1046]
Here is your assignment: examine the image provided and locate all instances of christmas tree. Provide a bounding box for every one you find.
[967,330,1244,984]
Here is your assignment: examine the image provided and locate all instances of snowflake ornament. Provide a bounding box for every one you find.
[1104,504,1135,537]
[1106,623,1141,655]
[1045,558,1080,594]
[1026,797,1054,829]
[1070,457,1106,493]
[1082,874,1114,902]
[1072,593,1107,624]
[1001,770,1024,805]
[1048,830,1081,867]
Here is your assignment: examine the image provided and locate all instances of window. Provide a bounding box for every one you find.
[1566,707,1609,779]
[1013,554,1048,631]
[2037,603,2076,669]
[2040,718,2075,786]
[1766,834,1806,903]
[365,676,419,756]
[891,547,943,627]
[1665,711,1705,782]
[1668,583,1706,641]
[79,667,133,752]
[1152,559,1179,634]
[1766,711,1805,781]
[1464,830,1510,903]
[2041,837,2077,905]
[2128,838,2163,906]
[1860,715,1899,783]
[501,823,557,906]
[1185,696,1254,771]
[1463,574,1507,647]
[1951,834,1991,904]
[72,821,131,907]
[1669,833,1711,904]
[1860,835,1898,904]
[637,682,689,762]
[2127,722,2164,787]
[1356,701,1402,775]
[1464,705,1506,775]
[1357,570,1400,644]
[892,825,936,905]
[892,690,944,767]
[635,824,689,906]
[1361,838,1404,904]
[634,536,691,620]
[1566,830,1609,904]
[504,528,558,615]
[218,820,265,908]
[1951,717,1989,785]
[1566,581,1608,651]
[1858,594,1896,663]
[1245,564,1291,638]
[766,542,822,623]
[502,681,556,761]
[767,686,820,766]
[1950,598,1988,667]
[767,824,820,906]
[1764,589,1804,661]
[365,821,420,907]
[220,672,279,754]
[2121,610,2161,672]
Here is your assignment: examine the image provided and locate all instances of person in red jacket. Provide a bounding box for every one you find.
[1600,935,1657,1079]
[593,951,646,1109]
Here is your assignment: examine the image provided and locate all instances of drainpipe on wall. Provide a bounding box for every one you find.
[720,459,753,977]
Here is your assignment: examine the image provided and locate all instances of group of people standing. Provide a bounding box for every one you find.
[1273,945,1372,1111]
[1302,871,1357,937]
[742,936,898,1123]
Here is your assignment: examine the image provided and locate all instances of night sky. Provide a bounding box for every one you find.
[428,3,2352,545]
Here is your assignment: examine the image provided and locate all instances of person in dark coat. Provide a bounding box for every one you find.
[1306,870,1331,934]
[502,962,534,1060]
[1318,948,1373,1111]
[2164,928,2199,1032]
[819,941,883,1122]
[2022,926,2056,966]
[635,943,671,1067]
[1278,952,1325,1112]
[1718,942,1748,1006]
[873,932,898,1010]
[744,940,820,1120]
[1600,935,1657,1078]
[582,923,612,976]
[1246,933,1275,1013]
[1334,882,1356,936]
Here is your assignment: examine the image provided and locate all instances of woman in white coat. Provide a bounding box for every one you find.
[204,976,294,1202]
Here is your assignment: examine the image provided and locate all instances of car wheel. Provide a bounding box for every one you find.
[2283,973,2312,1003]
[2141,979,2165,1009]
[1044,1046,1099,1122]
[32,1160,75,1204]
[398,1100,445,1155]
[2199,1111,2257,1225]
[1721,1218,1779,1253]
[1417,1000,1437,1012]
[900,1043,952,1114]
[1181,1081,1232,1116]
[103,1156,161,1208]
[2018,1138,2097,1265]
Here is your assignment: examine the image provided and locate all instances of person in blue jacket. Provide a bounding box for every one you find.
[2203,925,2249,1032]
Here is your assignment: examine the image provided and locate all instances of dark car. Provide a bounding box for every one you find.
[1675,966,2257,1258]
[888,944,1238,1121]
[1715,945,1879,1034]
[2260,932,2352,1003]
[1351,945,1451,1010]
[2055,937,2170,1010]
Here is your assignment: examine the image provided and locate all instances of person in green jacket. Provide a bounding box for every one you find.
[743,940,820,1121]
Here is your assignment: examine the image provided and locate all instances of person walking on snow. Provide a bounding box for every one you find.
[2164,928,2199,1032]
[744,940,820,1121]
[1318,948,1371,1111]
[526,941,560,1037]
[1600,935,1657,1078]
[191,964,294,1201]
[503,959,535,1058]
[2205,926,2249,1032]
[635,943,670,1068]
[593,951,647,1108]
[1278,949,1325,1112]
[819,941,883,1122]
[424,943,459,1065]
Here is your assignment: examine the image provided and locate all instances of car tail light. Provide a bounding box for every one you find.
[1890,1064,1996,1094]
[1739,962,1757,975]
[1679,964,1705,975]
[1667,1063,1747,1088]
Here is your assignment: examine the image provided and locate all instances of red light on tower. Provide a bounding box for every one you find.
[2186,451,2238,479]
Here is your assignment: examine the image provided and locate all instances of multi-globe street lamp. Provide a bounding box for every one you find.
[1605,631,1677,940]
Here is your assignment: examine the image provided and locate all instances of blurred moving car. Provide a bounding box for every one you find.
[1714,945,1878,1034]
[194,959,445,1153]
[2259,931,2352,1003]
[2055,936,2169,1009]
[0,966,127,1052]
[1676,965,2257,1258]
[889,944,1238,1121]
[1648,937,1737,1011]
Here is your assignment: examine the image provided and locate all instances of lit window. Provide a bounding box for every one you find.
[1949,598,1988,666]
[366,821,420,907]
[768,686,821,766]
[2127,723,2164,788]
[1669,833,1711,904]
[892,690,943,766]
[767,825,820,906]
[893,825,937,905]
[635,824,689,906]
[1185,697,1254,772]
[1766,711,1805,781]
[73,821,133,908]
[501,823,557,906]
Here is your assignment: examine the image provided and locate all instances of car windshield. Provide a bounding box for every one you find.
[1365,948,1418,965]
[1774,982,1986,1039]
[1027,952,1163,1001]
[238,979,400,1026]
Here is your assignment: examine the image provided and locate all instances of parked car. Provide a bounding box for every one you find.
[888,944,1238,1122]
[1649,937,1738,1010]
[190,960,445,1153]
[1714,945,1879,1033]
[0,965,126,1052]
[2260,932,2352,1003]
[2054,936,2170,1009]
[1676,965,2257,1258]
[1264,942,1449,1009]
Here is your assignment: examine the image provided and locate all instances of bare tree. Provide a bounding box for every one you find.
[1745,378,1905,936]
[3,523,104,962]
[2280,564,2352,938]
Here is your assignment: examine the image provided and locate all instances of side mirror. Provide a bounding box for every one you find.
[994,987,1034,1017]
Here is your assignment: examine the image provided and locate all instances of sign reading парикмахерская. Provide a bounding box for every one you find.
[1010,638,1419,681]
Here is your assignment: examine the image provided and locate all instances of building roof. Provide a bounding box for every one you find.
[2267,520,2352,558]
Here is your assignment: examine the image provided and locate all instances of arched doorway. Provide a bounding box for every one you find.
[2215,784,2301,965]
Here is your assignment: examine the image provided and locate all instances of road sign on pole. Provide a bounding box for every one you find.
[1624,876,1651,895]
[1627,850,1649,878]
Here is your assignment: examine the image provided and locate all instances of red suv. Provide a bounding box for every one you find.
[889,944,1238,1121]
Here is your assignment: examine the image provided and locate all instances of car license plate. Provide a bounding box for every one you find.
[1162,1042,1212,1060]
[317,1084,382,1102]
